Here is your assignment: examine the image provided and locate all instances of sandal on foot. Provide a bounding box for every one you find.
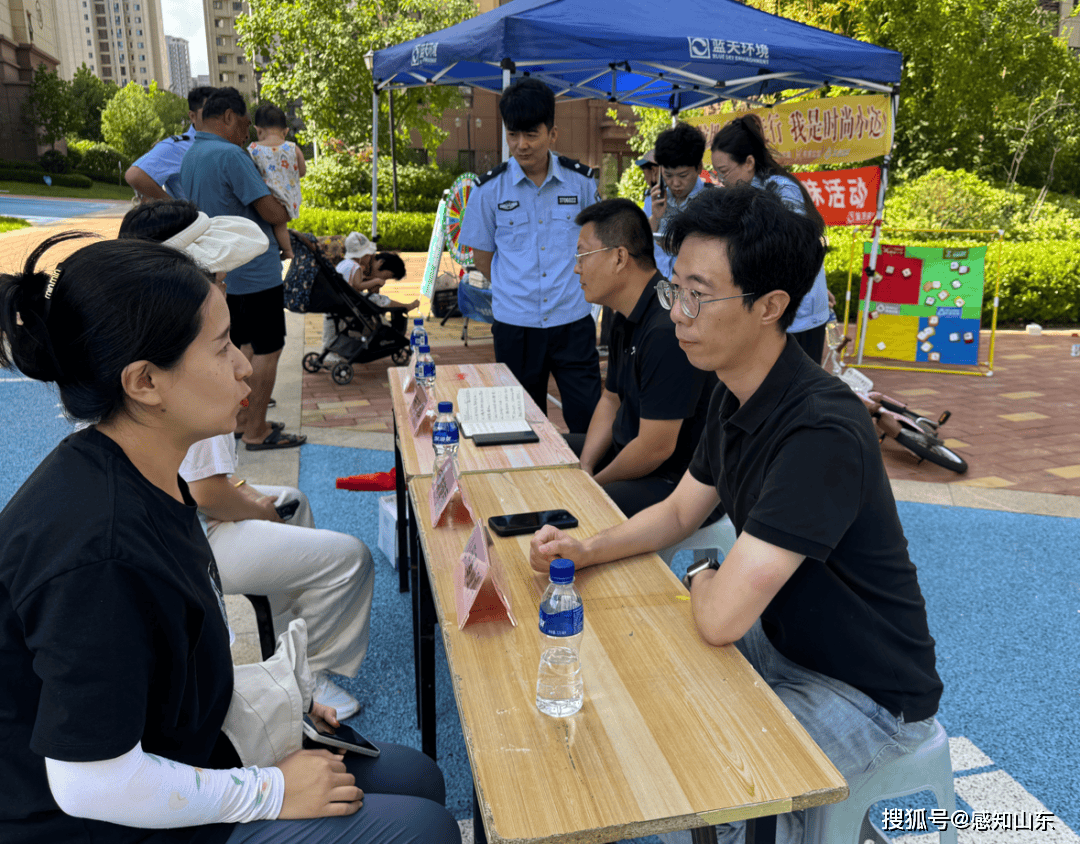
[244,429,307,451]
[235,420,284,439]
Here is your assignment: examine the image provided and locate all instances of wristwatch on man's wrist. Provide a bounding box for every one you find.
[682,557,721,590]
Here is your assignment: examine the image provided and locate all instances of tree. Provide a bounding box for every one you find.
[743,0,1080,190]
[236,0,475,154]
[69,63,119,142]
[101,82,164,160]
[22,64,74,148]
[148,81,191,137]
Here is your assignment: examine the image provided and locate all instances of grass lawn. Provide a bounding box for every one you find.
[0,215,31,233]
[0,180,134,201]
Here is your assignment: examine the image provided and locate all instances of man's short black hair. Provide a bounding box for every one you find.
[499,78,555,132]
[661,185,825,331]
[201,87,246,122]
[374,252,406,280]
[188,86,216,113]
[654,122,706,170]
[575,199,656,272]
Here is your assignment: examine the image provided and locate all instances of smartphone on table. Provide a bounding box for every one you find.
[301,713,381,757]
[487,509,578,537]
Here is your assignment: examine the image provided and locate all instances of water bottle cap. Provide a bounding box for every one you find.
[549,557,575,583]
[438,401,453,413]
[413,318,424,325]
[419,345,430,353]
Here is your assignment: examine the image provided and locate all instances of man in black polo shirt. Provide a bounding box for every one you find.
[568,199,716,517]
[532,186,943,843]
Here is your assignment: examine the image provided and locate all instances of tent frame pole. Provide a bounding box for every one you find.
[855,88,899,364]
[371,88,379,241]
[502,65,512,162]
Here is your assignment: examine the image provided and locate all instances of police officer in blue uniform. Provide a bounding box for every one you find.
[124,86,216,202]
[460,78,602,433]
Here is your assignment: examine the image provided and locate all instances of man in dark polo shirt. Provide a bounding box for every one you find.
[568,198,716,517]
[531,186,943,843]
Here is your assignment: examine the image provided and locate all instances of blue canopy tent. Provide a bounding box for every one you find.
[368,0,902,357]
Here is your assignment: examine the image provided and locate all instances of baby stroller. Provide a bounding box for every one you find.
[284,231,411,385]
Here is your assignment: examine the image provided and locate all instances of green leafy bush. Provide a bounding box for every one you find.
[302,154,460,214]
[68,140,132,183]
[0,168,92,188]
[292,208,438,252]
[39,150,71,174]
[885,168,1080,242]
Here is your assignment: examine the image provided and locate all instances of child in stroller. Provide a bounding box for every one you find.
[285,230,413,385]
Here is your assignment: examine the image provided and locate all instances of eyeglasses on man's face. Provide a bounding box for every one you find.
[656,278,753,319]
[574,246,615,265]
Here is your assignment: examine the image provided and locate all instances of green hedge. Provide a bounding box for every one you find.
[293,207,437,252]
[0,159,45,173]
[824,237,1080,326]
[0,168,93,188]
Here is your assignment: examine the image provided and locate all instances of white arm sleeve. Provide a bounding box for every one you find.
[45,743,284,828]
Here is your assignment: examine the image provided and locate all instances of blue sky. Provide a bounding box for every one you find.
[162,0,208,77]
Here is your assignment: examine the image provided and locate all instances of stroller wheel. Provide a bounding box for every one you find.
[331,361,354,386]
[302,352,323,373]
[391,346,411,365]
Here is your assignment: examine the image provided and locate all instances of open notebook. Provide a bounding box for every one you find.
[456,386,535,438]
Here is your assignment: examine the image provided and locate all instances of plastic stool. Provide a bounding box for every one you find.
[805,718,958,844]
[659,514,737,565]
[244,594,277,660]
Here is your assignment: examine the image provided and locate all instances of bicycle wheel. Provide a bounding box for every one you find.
[894,429,968,474]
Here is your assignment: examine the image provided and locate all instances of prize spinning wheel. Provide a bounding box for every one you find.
[444,172,478,265]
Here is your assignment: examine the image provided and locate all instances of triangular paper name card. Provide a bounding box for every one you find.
[453,523,517,630]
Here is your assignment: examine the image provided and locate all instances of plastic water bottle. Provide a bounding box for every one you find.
[409,318,428,372]
[410,317,428,352]
[536,558,584,717]
[415,344,435,388]
[432,401,459,473]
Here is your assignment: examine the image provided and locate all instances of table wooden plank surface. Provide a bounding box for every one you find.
[389,363,579,479]
[409,467,847,844]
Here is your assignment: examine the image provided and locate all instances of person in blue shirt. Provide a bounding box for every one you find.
[459,78,602,433]
[645,122,710,280]
[124,86,216,202]
[181,87,304,451]
[710,114,832,363]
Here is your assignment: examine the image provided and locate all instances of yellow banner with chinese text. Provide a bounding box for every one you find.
[684,95,891,166]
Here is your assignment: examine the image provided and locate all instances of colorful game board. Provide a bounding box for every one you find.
[857,243,986,366]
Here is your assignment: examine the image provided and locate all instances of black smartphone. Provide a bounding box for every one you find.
[472,430,540,447]
[275,499,300,520]
[656,169,666,198]
[487,509,578,537]
[301,714,381,757]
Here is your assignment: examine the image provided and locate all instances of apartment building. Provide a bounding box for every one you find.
[203,0,256,103]
[76,0,169,90]
[166,33,189,97]
[1,0,63,157]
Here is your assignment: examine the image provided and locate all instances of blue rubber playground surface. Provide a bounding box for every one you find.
[0,195,122,225]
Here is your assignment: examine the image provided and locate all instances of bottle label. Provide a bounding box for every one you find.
[416,360,435,379]
[433,426,459,446]
[539,605,583,637]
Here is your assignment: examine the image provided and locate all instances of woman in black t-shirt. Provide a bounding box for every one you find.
[0,234,459,844]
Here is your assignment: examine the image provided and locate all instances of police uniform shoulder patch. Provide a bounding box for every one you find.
[474,161,509,187]
[557,155,598,179]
